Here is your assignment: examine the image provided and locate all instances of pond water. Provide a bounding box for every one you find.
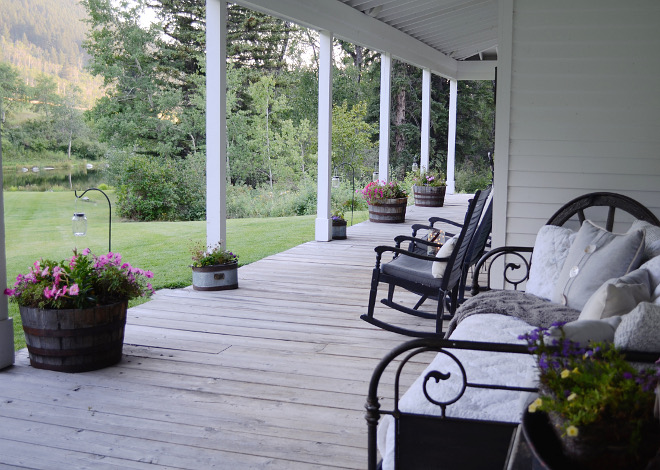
[2,162,109,191]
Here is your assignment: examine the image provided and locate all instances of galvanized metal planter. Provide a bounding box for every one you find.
[332,219,347,239]
[19,300,128,373]
[192,262,239,291]
[413,185,446,207]
[368,197,407,223]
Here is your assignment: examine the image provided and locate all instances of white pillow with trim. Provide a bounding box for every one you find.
[526,225,577,301]
[431,235,458,279]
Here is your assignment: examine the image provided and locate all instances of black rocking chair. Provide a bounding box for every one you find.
[361,187,491,338]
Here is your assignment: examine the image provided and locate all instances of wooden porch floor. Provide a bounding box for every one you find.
[0,194,473,470]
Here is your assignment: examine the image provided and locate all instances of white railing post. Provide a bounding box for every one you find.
[205,0,227,248]
[420,68,431,172]
[378,52,391,182]
[447,79,457,194]
[315,30,333,241]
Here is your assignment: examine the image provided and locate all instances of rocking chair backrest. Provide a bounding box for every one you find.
[440,187,491,290]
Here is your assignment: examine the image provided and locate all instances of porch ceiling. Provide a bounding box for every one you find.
[233,0,498,80]
[337,0,498,61]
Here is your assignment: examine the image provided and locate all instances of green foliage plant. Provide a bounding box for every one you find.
[191,243,238,268]
[409,169,446,187]
[5,248,154,309]
[520,324,659,456]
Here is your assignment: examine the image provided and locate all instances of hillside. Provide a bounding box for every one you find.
[0,0,103,108]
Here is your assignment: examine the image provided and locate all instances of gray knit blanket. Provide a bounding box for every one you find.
[445,290,580,338]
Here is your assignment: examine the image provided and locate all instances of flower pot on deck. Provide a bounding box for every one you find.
[192,262,238,291]
[332,219,347,239]
[19,301,128,373]
[413,185,446,207]
[368,197,408,223]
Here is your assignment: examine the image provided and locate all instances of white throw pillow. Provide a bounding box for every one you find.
[526,225,577,301]
[552,221,645,310]
[614,302,660,352]
[639,255,660,302]
[579,280,651,321]
[548,317,622,347]
[629,219,660,261]
[431,235,458,278]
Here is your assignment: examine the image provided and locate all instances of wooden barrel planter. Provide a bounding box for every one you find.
[368,197,408,223]
[19,301,128,373]
[332,219,347,239]
[192,262,238,291]
[413,185,446,207]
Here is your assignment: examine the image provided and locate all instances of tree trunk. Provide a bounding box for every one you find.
[395,87,406,155]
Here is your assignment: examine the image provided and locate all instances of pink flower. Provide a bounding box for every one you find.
[4,288,15,296]
[43,285,57,299]
[69,284,80,296]
[81,248,91,255]
[145,271,154,279]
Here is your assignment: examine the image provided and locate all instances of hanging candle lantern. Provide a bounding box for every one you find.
[72,212,87,237]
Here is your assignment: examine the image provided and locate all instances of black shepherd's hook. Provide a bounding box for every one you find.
[74,187,112,253]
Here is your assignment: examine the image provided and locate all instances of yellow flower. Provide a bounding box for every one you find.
[561,369,571,379]
[572,367,579,374]
[528,397,543,413]
[567,392,577,401]
[566,425,579,437]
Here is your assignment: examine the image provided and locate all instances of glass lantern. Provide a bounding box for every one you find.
[332,175,341,188]
[72,212,87,237]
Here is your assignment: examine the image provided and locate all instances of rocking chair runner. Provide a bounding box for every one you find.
[361,187,491,338]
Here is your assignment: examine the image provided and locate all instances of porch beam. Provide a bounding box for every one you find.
[446,79,457,194]
[205,0,227,248]
[420,68,431,172]
[315,30,333,242]
[378,52,391,182]
[235,0,459,79]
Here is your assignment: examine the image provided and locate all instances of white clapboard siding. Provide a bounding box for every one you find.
[503,0,660,245]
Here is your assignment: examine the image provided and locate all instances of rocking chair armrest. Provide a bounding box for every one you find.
[471,246,534,296]
[375,244,446,263]
[411,223,456,239]
[393,234,444,250]
[428,217,463,229]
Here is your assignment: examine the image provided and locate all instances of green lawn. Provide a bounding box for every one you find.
[3,191,368,350]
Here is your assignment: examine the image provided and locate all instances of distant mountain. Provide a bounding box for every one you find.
[0,0,102,107]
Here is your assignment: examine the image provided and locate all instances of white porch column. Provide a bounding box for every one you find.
[420,68,431,172]
[205,0,227,248]
[446,79,457,194]
[378,52,391,182]
[0,107,14,369]
[315,30,333,242]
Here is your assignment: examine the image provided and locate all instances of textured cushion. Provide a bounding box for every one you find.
[382,256,442,288]
[431,235,458,279]
[526,225,577,300]
[614,302,660,352]
[552,221,645,310]
[548,317,622,347]
[629,219,660,261]
[579,269,652,320]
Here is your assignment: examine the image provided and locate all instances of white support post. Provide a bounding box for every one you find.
[420,68,431,172]
[378,52,391,182]
[315,30,333,242]
[0,105,14,370]
[446,79,457,194]
[205,0,227,248]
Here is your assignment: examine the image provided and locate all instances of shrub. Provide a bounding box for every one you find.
[455,160,492,193]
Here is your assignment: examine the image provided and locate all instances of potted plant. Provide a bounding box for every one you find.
[191,243,239,291]
[409,169,447,207]
[331,209,347,240]
[520,323,660,470]
[359,180,408,223]
[4,248,154,372]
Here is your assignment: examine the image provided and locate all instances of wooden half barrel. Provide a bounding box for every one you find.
[413,185,446,207]
[19,301,128,373]
[368,198,408,223]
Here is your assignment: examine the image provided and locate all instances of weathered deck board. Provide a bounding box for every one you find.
[0,194,473,469]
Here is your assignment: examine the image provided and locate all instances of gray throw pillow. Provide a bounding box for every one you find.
[552,221,645,310]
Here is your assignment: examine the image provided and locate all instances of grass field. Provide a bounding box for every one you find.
[3,191,368,350]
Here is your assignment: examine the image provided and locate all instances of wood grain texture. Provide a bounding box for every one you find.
[0,195,473,469]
